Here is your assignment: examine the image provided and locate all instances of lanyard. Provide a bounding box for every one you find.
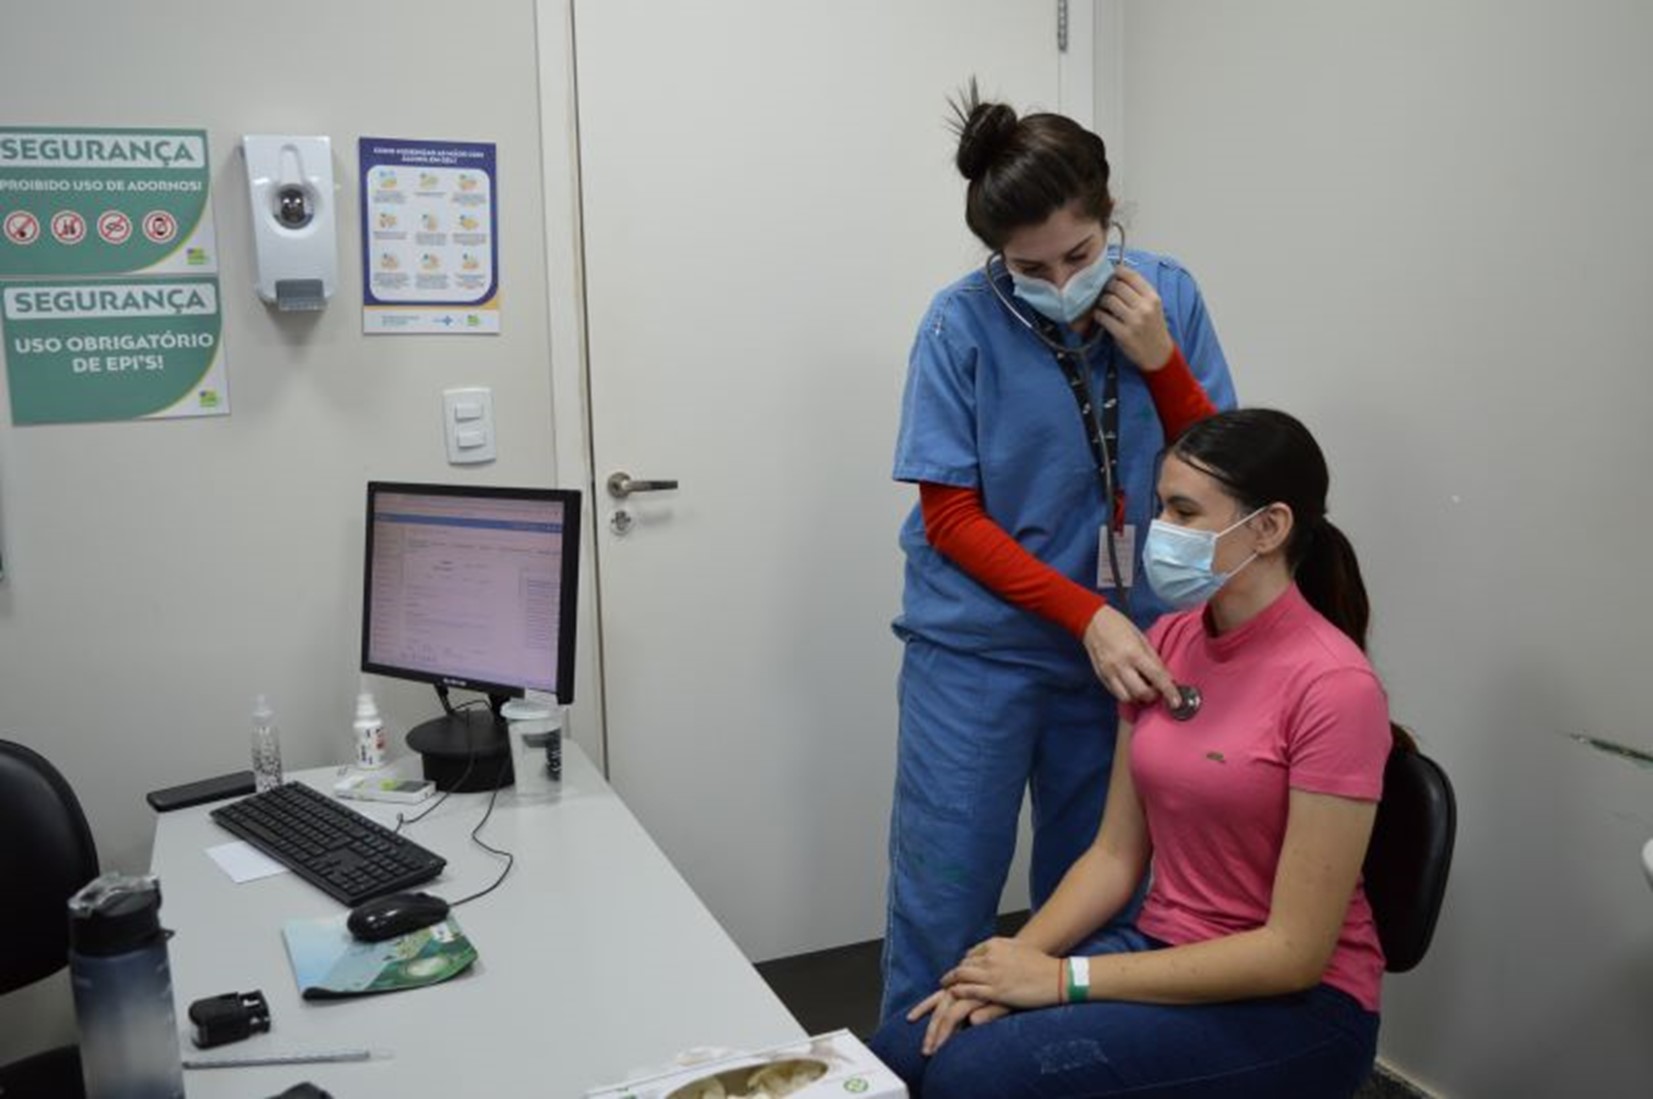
[1030,310,1125,533]
[984,257,1133,604]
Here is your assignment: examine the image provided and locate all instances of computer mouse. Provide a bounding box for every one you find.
[270,1085,333,1099]
[346,891,450,942]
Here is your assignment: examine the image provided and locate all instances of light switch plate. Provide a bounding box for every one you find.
[442,386,496,464]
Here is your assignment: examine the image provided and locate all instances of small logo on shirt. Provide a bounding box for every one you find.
[1205,751,1226,764]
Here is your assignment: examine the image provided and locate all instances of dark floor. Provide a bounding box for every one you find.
[754,933,884,1040]
[755,911,1028,1041]
[754,913,1428,1098]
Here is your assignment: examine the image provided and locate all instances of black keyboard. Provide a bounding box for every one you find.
[210,781,446,906]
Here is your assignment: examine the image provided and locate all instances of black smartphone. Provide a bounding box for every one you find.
[146,770,257,813]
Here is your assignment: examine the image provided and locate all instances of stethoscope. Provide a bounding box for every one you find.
[982,225,1204,723]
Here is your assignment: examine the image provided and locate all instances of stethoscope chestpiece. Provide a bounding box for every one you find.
[1168,683,1202,722]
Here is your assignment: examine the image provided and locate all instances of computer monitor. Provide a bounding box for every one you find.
[360,481,581,791]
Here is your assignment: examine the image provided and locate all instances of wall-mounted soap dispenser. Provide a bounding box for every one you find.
[242,135,336,312]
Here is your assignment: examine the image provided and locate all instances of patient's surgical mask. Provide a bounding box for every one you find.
[1009,247,1116,326]
[1142,507,1266,609]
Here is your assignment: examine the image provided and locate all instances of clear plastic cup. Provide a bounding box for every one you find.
[501,698,561,801]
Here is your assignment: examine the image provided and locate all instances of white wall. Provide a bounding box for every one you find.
[1104,1,1653,1094]
[0,0,560,1061]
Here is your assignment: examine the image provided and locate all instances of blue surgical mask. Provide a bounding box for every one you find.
[1009,247,1116,326]
[1142,508,1266,610]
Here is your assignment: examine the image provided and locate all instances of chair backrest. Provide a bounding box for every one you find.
[0,739,100,994]
[1362,741,1456,973]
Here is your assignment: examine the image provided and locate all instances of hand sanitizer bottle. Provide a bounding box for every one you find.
[251,694,283,792]
[354,689,387,769]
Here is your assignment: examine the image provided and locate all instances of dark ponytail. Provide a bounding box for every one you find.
[947,77,1114,249]
[1168,409,1370,651]
[1294,518,1370,652]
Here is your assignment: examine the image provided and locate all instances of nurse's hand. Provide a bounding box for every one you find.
[1084,605,1181,707]
[1095,268,1174,372]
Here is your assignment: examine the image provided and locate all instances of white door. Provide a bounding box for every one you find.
[576,0,1068,960]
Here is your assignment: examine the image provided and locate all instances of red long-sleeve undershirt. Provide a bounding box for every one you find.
[919,344,1217,638]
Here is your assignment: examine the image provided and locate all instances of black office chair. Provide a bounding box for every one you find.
[0,738,99,1099]
[1362,729,1456,973]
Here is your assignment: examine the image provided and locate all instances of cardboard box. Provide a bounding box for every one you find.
[586,1028,905,1098]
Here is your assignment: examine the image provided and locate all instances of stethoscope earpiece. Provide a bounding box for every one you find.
[1168,683,1202,722]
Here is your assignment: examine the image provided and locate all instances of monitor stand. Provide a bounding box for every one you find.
[405,687,516,792]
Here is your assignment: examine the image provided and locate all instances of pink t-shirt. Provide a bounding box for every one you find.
[1120,584,1390,1012]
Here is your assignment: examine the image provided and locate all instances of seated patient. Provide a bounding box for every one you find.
[871,408,1396,1099]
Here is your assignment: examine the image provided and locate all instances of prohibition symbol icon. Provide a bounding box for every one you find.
[98,210,133,245]
[4,210,40,245]
[51,210,87,245]
[142,209,178,244]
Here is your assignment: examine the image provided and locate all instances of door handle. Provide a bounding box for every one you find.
[606,471,680,499]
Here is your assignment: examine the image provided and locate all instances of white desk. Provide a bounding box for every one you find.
[149,746,806,1097]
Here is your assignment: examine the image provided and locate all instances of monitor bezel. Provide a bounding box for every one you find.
[360,481,582,705]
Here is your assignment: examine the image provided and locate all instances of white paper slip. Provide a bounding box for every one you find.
[206,840,289,883]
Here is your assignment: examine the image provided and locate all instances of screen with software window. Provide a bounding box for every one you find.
[361,483,580,703]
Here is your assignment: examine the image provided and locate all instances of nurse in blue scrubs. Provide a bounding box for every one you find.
[881,86,1238,1023]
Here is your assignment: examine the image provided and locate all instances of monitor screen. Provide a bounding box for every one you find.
[360,482,581,703]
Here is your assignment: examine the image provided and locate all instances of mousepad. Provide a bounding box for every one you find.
[281,913,478,1000]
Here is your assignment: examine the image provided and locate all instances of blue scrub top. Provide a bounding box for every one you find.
[892,250,1238,686]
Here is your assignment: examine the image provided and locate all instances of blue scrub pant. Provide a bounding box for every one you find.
[880,638,1119,1024]
[870,925,1380,1099]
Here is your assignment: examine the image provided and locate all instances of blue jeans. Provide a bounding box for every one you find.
[882,639,1121,1023]
[870,926,1379,1099]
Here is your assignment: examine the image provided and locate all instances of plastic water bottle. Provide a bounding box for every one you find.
[68,872,185,1099]
[353,688,387,769]
[251,694,283,792]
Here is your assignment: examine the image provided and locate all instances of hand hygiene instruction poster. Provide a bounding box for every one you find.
[0,126,229,423]
[359,137,500,335]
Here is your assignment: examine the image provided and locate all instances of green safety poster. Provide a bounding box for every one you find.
[1,278,227,423]
[0,127,216,276]
[0,126,228,423]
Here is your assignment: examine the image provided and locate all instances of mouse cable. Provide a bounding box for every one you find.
[447,756,515,908]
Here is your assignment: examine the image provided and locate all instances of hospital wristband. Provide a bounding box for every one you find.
[1064,956,1091,1004]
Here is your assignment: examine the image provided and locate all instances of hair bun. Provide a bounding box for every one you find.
[954,100,1018,182]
